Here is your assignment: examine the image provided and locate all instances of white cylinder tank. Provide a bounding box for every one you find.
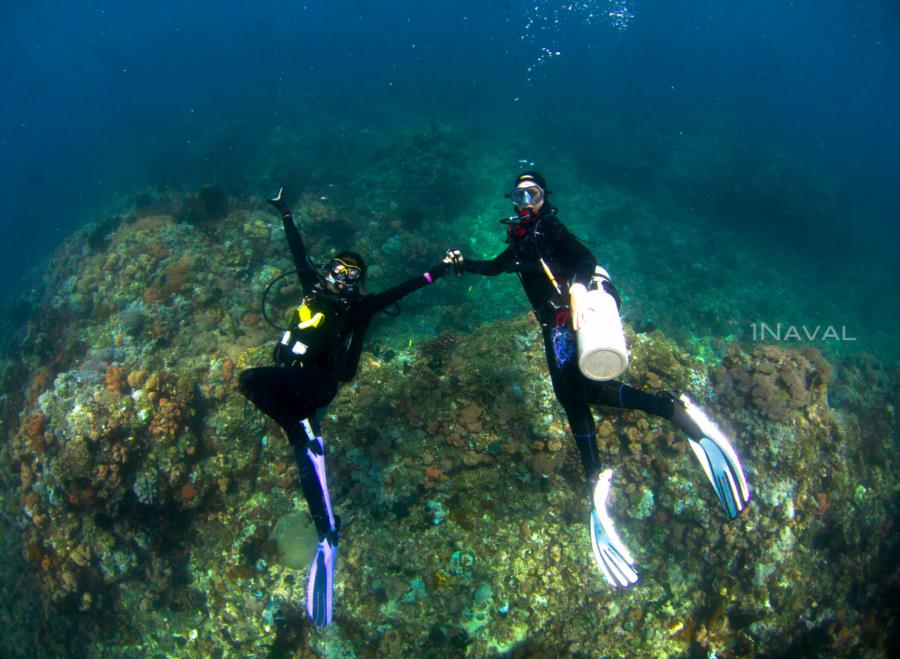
[576,267,629,381]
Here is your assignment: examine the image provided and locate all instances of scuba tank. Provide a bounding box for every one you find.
[576,266,629,381]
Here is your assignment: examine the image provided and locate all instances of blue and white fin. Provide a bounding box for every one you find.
[590,469,639,588]
[306,536,336,626]
[680,394,751,519]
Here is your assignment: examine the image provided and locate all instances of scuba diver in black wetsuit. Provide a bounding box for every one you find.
[446,171,751,588]
[239,188,453,626]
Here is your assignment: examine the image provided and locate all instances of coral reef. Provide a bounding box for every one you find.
[714,344,833,423]
[0,148,897,657]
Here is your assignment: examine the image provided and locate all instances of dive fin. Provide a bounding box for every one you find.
[590,469,639,588]
[679,394,751,519]
[306,536,336,626]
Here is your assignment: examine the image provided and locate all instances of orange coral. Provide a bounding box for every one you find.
[150,318,173,340]
[221,359,234,381]
[814,492,831,516]
[161,254,194,296]
[26,369,55,405]
[104,365,128,394]
[67,485,96,508]
[95,463,122,491]
[715,345,833,423]
[143,252,195,306]
[149,397,181,440]
[129,214,173,234]
[23,412,49,453]
[424,466,448,489]
[22,490,37,511]
[142,285,161,306]
[460,403,483,431]
[146,241,170,261]
[180,483,198,501]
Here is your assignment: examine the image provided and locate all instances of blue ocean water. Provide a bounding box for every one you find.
[2,1,898,353]
[1,2,899,655]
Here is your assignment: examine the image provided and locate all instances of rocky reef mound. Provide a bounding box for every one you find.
[0,191,897,657]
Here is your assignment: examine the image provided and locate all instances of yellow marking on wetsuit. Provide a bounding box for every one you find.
[540,257,562,295]
[296,303,325,329]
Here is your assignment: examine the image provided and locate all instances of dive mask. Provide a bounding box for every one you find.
[326,257,362,289]
[511,185,544,208]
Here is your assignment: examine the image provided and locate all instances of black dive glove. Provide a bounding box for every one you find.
[267,187,291,216]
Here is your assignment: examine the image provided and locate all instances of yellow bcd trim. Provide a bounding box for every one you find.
[296,303,325,329]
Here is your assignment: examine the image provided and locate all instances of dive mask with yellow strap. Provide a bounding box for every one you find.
[324,257,362,291]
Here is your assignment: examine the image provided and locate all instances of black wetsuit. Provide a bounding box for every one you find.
[461,205,679,479]
[239,209,443,535]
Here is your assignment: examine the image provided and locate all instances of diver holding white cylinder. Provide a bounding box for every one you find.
[447,170,750,588]
[573,265,629,381]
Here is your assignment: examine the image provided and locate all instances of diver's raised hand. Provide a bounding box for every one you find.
[267,187,290,215]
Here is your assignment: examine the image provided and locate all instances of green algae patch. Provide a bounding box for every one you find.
[271,513,318,569]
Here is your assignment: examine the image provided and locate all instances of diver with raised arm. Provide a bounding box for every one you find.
[239,188,454,625]
[445,171,750,587]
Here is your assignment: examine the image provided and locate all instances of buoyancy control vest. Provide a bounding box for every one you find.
[273,296,346,369]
